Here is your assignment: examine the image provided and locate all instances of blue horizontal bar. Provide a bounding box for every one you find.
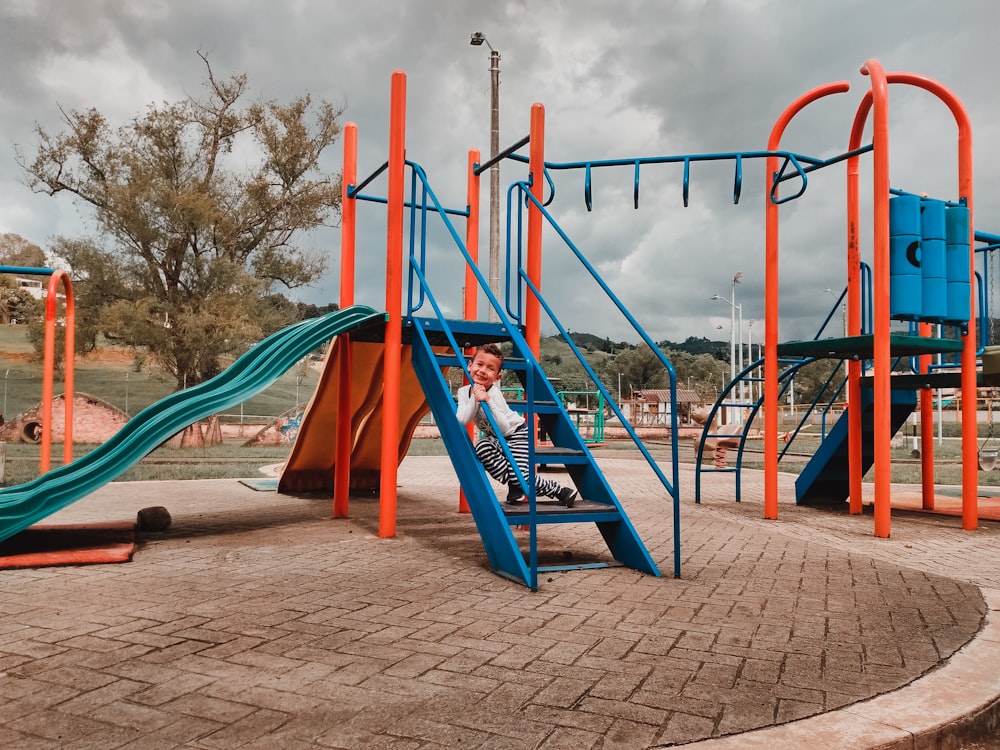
[0,266,55,276]
[352,192,468,218]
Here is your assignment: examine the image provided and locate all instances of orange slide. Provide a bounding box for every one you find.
[278,336,441,493]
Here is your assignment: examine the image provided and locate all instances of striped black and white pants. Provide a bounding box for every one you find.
[474,424,562,497]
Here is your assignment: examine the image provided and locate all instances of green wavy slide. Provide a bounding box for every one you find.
[0,305,385,544]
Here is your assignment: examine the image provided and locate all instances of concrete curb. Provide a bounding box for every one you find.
[666,588,1000,749]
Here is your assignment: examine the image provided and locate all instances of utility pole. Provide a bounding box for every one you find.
[471,32,501,321]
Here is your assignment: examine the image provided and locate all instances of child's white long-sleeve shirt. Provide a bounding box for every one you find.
[456,384,525,438]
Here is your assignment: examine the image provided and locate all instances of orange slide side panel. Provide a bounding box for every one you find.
[278,338,441,493]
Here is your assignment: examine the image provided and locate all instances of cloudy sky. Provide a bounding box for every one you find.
[1,0,997,347]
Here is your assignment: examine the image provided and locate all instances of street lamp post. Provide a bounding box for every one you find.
[825,288,849,398]
[711,281,744,424]
[470,32,501,322]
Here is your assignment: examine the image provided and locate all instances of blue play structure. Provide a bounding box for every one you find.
[338,74,686,589]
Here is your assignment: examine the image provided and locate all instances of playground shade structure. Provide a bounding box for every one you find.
[0,306,386,545]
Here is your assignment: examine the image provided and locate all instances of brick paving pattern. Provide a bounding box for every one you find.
[0,453,994,748]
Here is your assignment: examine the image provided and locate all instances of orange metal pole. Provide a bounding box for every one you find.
[334,122,358,518]
[860,59,892,538]
[846,95,870,515]
[918,324,935,510]
[465,149,481,321]
[40,270,74,472]
[882,71,976,528]
[525,103,545,359]
[459,148,481,514]
[379,71,406,538]
[61,273,74,466]
[764,81,850,520]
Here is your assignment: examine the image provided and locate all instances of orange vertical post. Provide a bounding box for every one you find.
[334,122,358,518]
[956,99,977,531]
[846,93,872,515]
[465,149,481,321]
[885,73,975,528]
[459,149,481,514]
[918,324,935,510]
[41,270,74,472]
[379,71,406,538]
[861,59,893,538]
[873,70,976,529]
[525,103,545,358]
[764,82,849,520]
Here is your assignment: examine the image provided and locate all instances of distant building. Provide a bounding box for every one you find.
[622,388,703,425]
[15,277,44,300]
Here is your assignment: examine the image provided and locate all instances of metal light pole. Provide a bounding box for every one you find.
[731,273,742,416]
[712,272,743,424]
[470,32,501,322]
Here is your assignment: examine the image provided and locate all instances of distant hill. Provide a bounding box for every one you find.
[555,332,727,358]
[659,335,729,357]
[554,332,627,354]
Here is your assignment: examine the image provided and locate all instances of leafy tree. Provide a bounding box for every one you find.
[18,53,344,388]
[0,276,41,327]
[0,233,47,269]
[0,233,46,325]
[599,343,670,397]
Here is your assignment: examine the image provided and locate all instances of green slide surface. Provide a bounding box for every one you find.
[0,305,385,544]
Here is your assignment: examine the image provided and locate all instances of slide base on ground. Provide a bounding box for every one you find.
[278,336,440,494]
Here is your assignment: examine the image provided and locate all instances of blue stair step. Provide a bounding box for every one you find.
[408,314,660,589]
[796,386,916,506]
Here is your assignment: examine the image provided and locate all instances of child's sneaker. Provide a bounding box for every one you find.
[506,485,525,504]
[556,487,578,508]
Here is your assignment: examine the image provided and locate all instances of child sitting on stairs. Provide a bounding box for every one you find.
[456,343,578,507]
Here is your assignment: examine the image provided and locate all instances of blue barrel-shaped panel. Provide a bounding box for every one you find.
[920,199,947,240]
[946,204,969,245]
[946,239,971,283]
[921,271,947,321]
[946,281,970,323]
[889,194,921,235]
[945,205,971,289]
[890,195,923,320]
[891,274,922,320]
[889,234,921,320]
[919,200,948,321]
[919,237,947,278]
[944,204,971,323]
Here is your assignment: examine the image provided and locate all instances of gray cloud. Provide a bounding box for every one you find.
[1,0,997,346]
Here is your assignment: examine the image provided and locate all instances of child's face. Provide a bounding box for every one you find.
[469,350,503,387]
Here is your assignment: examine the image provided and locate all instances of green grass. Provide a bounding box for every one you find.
[0,324,321,421]
[0,442,295,485]
[0,324,993,489]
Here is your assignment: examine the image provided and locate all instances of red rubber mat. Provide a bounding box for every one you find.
[0,521,135,569]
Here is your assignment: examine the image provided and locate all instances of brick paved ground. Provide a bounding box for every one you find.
[0,454,994,748]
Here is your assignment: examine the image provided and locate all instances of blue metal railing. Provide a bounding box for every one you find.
[506,144,874,211]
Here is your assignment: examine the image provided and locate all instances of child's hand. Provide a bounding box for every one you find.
[472,384,490,402]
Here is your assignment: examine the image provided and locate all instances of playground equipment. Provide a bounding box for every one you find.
[556,390,606,445]
[282,71,676,591]
[0,306,385,544]
[690,60,991,538]
[5,58,988,589]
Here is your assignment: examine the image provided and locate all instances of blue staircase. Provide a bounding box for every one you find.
[408,316,660,590]
[795,386,917,506]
